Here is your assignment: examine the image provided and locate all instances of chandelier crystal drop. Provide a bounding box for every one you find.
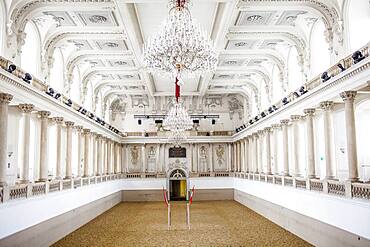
[143,0,218,81]
[163,100,193,132]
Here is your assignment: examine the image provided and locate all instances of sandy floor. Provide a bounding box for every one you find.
[53,201,312,247]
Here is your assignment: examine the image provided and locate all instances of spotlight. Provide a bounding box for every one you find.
[138,119,142,125]
[193,119,199,124]
[299,86,308,95]
[282,97,289,105]
[7,64,16,73]
[211,119,216,125]
[46,87,55,97]
[206,132,210,136]
[54,93,61,100]
[144,132,149,137]
[65,99,72,107]
[273,105,278,111]
[268,107,274,113]
[254,116,259,121]
[23,73,32,83]
[249,119,254,125]
[293,92,300,98]
[352,51,365,64]
[321,72,331,82]
[155,120,163,124]
[146,115,150,119]
[261,112,266,118]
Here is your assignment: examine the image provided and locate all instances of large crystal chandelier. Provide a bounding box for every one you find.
[143,0,218,81]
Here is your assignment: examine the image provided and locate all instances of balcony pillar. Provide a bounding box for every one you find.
[280,119,290,176]
[340,91,359,181]
[75,126,83,177]
[96,135,102,176]
[304,109,316,178]
[257,130,264,173]
[291,115,301,177]
[272,124,281,175]
[39,111,51,181]
[64,121,74,178]
[53,117,64,179]
[18,104,34,183]
[83,129,91,177]
[264,127,272,175]
[320,101,335,179]
[0,93,13,186]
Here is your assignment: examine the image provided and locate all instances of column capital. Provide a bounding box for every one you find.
[74,125,83,132]
[38,111,51,119]
[18,104,34,113]
[304,108,316,116]
[65,121,74,127]
[83,129,91,135]
[52,117,64,125]
[340,91,357,102]
[264,127,272,133]
[290,115,301,122]
[280,119,290,125]
[320,101,334,111]
[272,124,281,129]
[0,93,13,104]
[96,134,103,139]
[257,130,264,136]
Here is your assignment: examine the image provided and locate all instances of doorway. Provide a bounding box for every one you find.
[170,179,187,201]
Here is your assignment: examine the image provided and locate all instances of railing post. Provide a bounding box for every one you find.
[323,179,329,193]
[45,181,49,194]
[26,183,32,197]
[345,180,352,198]
[2,185,9,202]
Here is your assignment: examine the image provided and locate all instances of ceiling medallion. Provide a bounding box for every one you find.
[115,61,127,66]
[246,14,263,22]
[89,15,107,23]
[104,42,119,48]
[235,41,248,47]
[143,0,218,82]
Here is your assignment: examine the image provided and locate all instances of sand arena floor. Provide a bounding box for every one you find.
[53,201,312,247]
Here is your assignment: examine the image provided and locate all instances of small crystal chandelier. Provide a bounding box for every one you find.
[163,99,193,132]
[143,0,218,82]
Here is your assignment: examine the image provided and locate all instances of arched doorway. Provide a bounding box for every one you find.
[168,168,188,201]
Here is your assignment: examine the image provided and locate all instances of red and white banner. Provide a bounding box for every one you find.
[163,187,169,207]
[189,185,195,205]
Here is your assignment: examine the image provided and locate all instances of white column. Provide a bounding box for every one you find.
[237,141,241,172]
[209,144,213,172]
[340,91,359,181]
[291,115,301,177]
[39,111,51,181]
[65,121,74,179]
[125,145,129,173]
[75,126,83,177]
[107,139,112,174]
[240,140,245,172]
[320,101,335,179]
[257,130,264,173]
[0,93,13,185]
[96,135,102,175]
[53,117,64,179]
[304,109,316,178]
[264,127,272,175]
[247,135,252,173]
[280,119,290,176]
[142,144,146,173]
[253,133,259,173]
[18,104,34,183]
[272,124,281,175]
[121,144,126,173]
[92,133,97,176]
[227,143,232,172]
[244,138,248,173]
[83,129,90,177]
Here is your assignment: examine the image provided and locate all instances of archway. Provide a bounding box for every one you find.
[167,168,188,201]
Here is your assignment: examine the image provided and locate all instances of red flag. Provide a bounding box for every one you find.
[189,186,195,205]
[163,187,168,207]
[175,77,180,102]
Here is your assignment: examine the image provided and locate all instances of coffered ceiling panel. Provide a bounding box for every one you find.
[236,11,275,26]
[226,40,258,50]
[76,11,118,27]
[94,40,128,50]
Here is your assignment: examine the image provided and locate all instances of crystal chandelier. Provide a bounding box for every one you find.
[143,0,218,81]
[163,99,193,132]
[167,130,188,146]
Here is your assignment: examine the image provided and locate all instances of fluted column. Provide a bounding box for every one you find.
[53,117,64,179]
[272,124,281,175]
[280,119,290,176]
[102,137,107,174]
[0,93,13,185]
[18,104,34,183]
[96,135,102,175]
[253,133,258,173]
[264,127,272,175]
[141,144,146,173]
[91,132,97,176]
[304,109,316,178]
[240,140,244,172]
[107,139,112,174]
[257,130,264,173]
[227,143,232,172]
[291,115,301,177]
[232,143,237,172]
[83,129,90,177]
[320,101,335,179]
[75,126,83,177]
[244,138,249,173]
[340,91,359,181]
[39,111,51,181]
[65,121,74,178]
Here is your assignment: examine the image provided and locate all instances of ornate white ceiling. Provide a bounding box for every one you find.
[5,0,344,121]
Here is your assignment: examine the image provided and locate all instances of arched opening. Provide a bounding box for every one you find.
[355,99,370,181]
[21,21,41,77]
[287,46,302,92]
[310,19,330,78]
[346,0,370,52]
[49,48,65,92]
[0,0,6,55]
[168,168,188,201]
